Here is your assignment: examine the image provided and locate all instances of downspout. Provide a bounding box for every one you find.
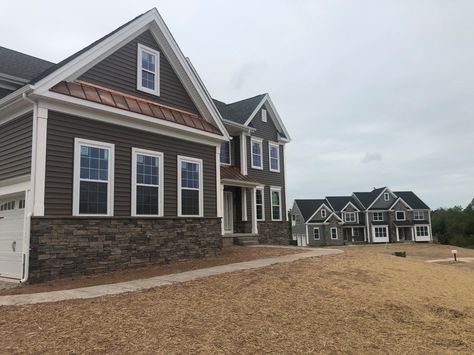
[20,92,38,283]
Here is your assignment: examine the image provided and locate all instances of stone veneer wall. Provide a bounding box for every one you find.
[234,221,252,233]
[257,221,289,245]
[29,217,222,283]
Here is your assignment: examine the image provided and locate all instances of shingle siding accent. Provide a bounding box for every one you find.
[0,113,32,181]
[80,30,198,114]
[44,111,216,217]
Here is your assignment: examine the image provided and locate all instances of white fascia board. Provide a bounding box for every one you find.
[306,202,332,222]
[30,8,229,140]
[39,94,226,146]
[323,212,344,223]
[222,119,256,133]
[0,85,34,111]
[243,94,291,142]
[341,201,361,212]
[389,197,413,211]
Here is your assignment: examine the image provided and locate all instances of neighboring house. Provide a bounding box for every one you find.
[291,187,432,246]
[0,8,290,282]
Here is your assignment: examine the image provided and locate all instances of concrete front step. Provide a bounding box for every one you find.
[234,235,259,246]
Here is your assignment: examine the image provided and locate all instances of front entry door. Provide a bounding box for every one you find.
[224,192,233,233]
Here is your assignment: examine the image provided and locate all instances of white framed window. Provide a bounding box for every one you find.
[73,138,114,216]
[268,142,280,172]
[384,192,390,201]
[330,227,338,240]
[321,209,327,218]
[137,43,160,96]
[178,156,203,217]
[0,200,15,211]
[374,226,388,238]
[396,211,406,221]
[313,227,320,240]
[131,148,164,217]
[18,199,26,209]
[270,187,282,221]
[256,186,265,221]
[373,212,384,221]
[251,138,263,169]
[262,109,267,122]
[343,212,356,222]
[220,141,231,165]
[416,225,430,237]
[413,211,425,220]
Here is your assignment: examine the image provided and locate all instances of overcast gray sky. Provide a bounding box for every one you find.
[2,0,473,209]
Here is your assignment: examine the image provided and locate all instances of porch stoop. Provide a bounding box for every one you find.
[224,233,259,246]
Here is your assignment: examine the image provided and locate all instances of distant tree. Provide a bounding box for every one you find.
[431,200,474,248]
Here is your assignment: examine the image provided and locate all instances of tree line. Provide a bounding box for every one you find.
[431,199,474,248]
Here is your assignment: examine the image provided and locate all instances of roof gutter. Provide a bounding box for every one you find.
[221,119,255,134]
[0,84,34,110]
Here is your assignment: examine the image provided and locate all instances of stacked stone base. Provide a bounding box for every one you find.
[257,221,289,245]
[29,217,222,283]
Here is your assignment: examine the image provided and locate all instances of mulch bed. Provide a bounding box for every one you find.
[0,246,302,296]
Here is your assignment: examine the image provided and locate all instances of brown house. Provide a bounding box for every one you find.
[0,8,291,282]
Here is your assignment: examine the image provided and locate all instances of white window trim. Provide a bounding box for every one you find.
[395,210,406,221]
[268,142,280,173]
[321,209,327,218]
[137,43,160,96]
[220,141,231,166]
[330,227,338,240]
[384,192,390,201]
[256,186,265,221]
[413,211,425,220]
[343,211,356,222]
[373,212,384,221]
[262,109,267,122]
[250,137,263,170]
[177,155,203,217]
[313,227,320,240]
[131,148,164,217]
[270,186,282,221]
[373,226,389,238]
[415,225,430,237]
[73,138,115,217]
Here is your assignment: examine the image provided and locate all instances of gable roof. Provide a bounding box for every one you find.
[353,187,386,208]
[0,46,54,82]
[326,196,363,211]
[393,191,430,209]
[294,199,327,222]
[213,94,266,125]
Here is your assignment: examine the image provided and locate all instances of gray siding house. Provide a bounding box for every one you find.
[0,8,290,282]
[291,187,432,246]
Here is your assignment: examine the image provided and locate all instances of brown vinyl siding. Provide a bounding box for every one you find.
[246,104,286,221]
[0,113,32,181]
[80,30,198,114]
[44,111,216,217]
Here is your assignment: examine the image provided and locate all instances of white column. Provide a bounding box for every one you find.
[396,227,400,242]
[251,186,258,234]
[428,210,433,242]
[215,145,224,235]
[33,106,48,216]
[240,132,247,176]
[241,187,247,221]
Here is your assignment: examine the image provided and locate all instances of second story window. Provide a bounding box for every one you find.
[269,142,280,172]
[137,44,160,95]
[373,212,384,221]
[220,141,231,165]
[396,211,406,221]
[413,211,425,220]
[251,138,263,169]
[344,212,356,222]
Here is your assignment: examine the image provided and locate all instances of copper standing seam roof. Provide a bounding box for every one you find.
[50,80,222,135]
[220,166,259,183]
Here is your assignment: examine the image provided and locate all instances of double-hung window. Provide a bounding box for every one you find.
[74,138,114,216]
[313,227,320,240]
[373,212,384,221]
[178,156,203,217]
[251,138,263,169]
[220,141,231,165]
[271,187,282,221]
[344,212,356,222]
[256,187,265,221]
[268,142,280,172]
[330,227,338,239]
[132,148,163,216]
[137,44,160,95]
[396,211,406,221]
[413,211,425,220]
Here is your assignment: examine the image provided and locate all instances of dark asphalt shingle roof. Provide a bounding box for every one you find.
[393,191,430,209]
[294,199,328,222]
[0,46,54,81]
[213,94,265,124]
[326,196,363,211]
[353,187,386,208]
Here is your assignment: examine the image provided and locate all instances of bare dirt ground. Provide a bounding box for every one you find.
[1,244,473,354]
[0,246,302,296]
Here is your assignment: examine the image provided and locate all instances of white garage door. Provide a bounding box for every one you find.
[0,194,26,279]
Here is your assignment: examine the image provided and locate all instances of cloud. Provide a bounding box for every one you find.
[361,153,382,164]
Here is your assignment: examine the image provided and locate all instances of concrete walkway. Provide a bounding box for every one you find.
[0,247,342,306]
